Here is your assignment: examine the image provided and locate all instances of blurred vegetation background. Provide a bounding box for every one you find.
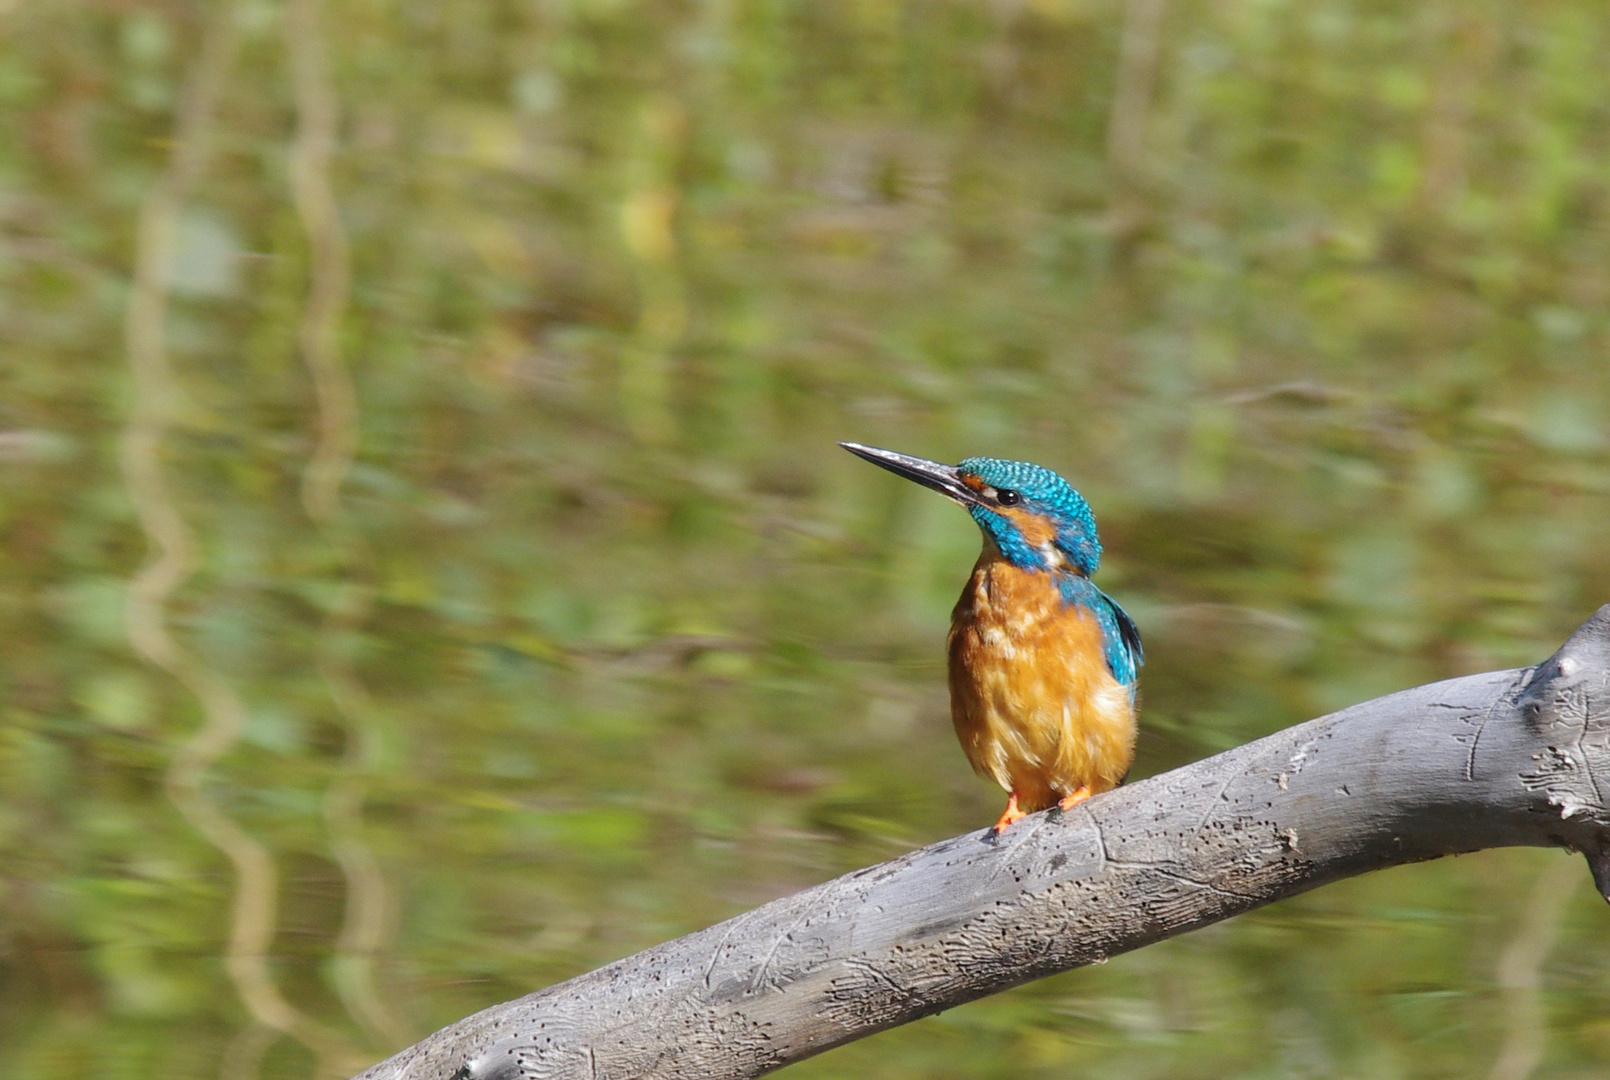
[3,0,1610,1077]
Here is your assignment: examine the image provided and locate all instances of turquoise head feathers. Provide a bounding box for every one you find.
[954,455,1103,576]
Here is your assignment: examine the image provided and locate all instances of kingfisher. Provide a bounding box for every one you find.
[842,443,1143,833]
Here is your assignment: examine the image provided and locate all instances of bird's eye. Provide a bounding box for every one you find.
[997,489,1021,506]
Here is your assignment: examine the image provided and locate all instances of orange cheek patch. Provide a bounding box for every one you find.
[1001,507,1057,547]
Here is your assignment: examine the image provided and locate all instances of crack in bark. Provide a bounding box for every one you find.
[1465,675,1518,782]
[748,908,809,994]
[1100,860,1248,900]
[703,913,747,989]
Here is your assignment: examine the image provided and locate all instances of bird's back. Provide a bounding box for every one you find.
[947,551,1139,813]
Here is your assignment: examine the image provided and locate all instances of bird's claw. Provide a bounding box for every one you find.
[1057,786,1092,812]
[990,793,1027,834]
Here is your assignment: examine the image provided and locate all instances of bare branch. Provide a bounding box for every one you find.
[351,605,1610,1080]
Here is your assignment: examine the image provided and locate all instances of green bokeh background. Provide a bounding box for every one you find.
[4,0,1610,1077]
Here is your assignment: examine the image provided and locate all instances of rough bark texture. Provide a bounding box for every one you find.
[353,606,1610,1080]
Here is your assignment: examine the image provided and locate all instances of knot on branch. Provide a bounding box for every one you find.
[1516,604,1610,897]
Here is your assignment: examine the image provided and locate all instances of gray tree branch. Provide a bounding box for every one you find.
[352,605,1610,1080]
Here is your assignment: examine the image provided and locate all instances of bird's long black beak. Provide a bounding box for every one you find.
[839,442,984,508]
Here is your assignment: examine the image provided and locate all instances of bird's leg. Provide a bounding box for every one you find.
[991,792,1027,833]
[1057,786,1092,812]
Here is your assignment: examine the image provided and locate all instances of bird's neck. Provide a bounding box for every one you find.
[977,531,1081,576]
[952,545,1070,635]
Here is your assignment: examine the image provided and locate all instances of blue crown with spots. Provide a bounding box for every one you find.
[958,456,1103,574]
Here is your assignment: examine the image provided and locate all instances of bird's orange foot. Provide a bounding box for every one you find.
[991,793,1027,834]
[1057,786,1092,812]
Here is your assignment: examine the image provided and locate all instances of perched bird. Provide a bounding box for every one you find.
[842,443,1143,833]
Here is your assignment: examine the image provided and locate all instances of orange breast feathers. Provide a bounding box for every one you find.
[946,553,1137,814]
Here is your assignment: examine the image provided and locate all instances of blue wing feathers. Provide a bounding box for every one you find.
[1057,575,1144,687]
[1107,595,1144,676]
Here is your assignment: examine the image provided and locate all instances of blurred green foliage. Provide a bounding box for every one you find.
[3,0,1610,1077]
